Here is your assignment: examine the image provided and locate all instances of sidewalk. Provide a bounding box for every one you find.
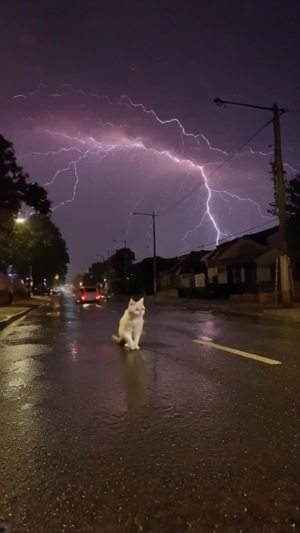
[0,296,51,331]
[147,295,300,322]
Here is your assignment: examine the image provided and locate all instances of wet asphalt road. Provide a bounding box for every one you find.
[0,295,299,533]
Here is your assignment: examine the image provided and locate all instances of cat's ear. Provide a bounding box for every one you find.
[128,298,135,305]
[137,298,144,305]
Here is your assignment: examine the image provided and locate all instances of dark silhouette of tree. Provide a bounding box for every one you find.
[0,134,51,235]
[7,214,69,284]
[111,248,135,292]
[285,174,300,220]
[89,260,110,284]
[269,173,300,248]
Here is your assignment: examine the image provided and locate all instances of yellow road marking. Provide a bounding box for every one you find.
[193,339,282,365]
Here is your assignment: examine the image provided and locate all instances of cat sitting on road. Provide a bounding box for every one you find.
[112,298,145,351]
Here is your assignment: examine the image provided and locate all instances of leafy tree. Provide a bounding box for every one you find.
[72,274,83,290]
[0,134,51,236]
[111,248,135,293]
[7,214,69,285]
[269,173,300,248]
[285,174,300,220]
[88,260,111,284]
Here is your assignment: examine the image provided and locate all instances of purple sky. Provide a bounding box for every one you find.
[0,0,299,279]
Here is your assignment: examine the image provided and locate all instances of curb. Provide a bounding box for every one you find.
[0,304,42,331]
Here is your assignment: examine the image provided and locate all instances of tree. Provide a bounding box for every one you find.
[111,248,135,293]
[7,214,69,285]
[89,260,111,284]
[72,274,83,290]
[0,134,51,236]
[269,173,300,248]
[285,174,300,220]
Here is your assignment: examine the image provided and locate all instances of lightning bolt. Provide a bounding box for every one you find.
[26,131,272,247]
[120,95,229,155]
[45,147,96,210]
[10,85,280,248]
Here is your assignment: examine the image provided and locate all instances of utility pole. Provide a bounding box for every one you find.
[214,97,292,306]
[132,211,157,295]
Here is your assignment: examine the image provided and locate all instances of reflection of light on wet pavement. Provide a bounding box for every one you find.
[68,340,79,361]
[119,352,146,410]
[1,346,48,400]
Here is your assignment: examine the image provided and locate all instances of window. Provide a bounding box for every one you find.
[231,266,241,284]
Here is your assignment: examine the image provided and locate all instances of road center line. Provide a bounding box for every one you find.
[193,339,282,365]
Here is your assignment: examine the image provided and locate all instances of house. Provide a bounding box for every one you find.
[202,225,300,300]
[158,251,208,291]
[203,226,279,290]
[134,257,178,295]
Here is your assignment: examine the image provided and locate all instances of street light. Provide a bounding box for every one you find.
[214,97,292,306]
[132,211,157,295]
[16,212,25,224]
[15,213,33,294]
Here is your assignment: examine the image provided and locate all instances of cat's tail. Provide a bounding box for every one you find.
[112,334,126,345]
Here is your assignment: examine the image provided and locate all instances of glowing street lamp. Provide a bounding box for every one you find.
[16,212,25,224]
[15,213,33,293]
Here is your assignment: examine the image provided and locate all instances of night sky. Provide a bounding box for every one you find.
[1,0,299,279]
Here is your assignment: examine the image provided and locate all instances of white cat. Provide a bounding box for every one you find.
[112,298,145,351]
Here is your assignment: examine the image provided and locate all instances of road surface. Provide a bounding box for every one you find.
[0,295,299,532]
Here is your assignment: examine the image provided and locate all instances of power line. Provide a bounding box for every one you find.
[183,219,278,255]
[133,219,277,262]
[158,116,274,217]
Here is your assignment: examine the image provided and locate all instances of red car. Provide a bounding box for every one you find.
[76,286,103,304]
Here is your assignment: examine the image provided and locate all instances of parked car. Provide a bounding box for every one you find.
[76,286,103,304]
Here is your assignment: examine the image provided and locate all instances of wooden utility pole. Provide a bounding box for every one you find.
[272,104,291,305]
[214,97,292,306]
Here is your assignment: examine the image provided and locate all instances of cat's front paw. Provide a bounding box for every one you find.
[125,343,136,351]
[134,344,141,350]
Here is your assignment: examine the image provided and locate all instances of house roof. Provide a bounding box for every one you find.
[204,225,279,267]
[170,250,208,274]
[135,256,178,273]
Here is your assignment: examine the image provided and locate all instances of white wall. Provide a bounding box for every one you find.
[195,273,205,287]
[217,267,227,284]
[207,267,218,283]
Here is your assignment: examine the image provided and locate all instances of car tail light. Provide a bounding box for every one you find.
[96,294,101,300]
[80,295,85,300]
